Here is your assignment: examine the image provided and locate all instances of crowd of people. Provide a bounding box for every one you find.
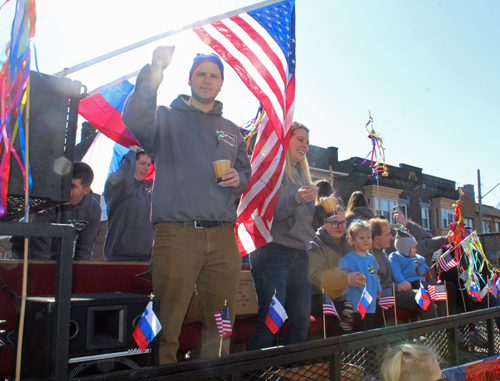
[8,46,499,372]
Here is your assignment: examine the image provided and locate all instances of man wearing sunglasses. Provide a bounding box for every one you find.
[308,209,366,336]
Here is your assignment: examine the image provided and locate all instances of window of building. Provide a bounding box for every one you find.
[421,207,430,229]
[441,209,454,229]
[483,220,491,233]
[464,218,474,230]
[374,197,398,224]
[495,222,500,232]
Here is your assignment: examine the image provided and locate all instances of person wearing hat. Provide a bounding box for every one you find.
[389,230,429,289]
[122,46,251,364]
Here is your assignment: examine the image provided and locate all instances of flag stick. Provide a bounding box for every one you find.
[218,337,223,358]
[487,276,490,309]
[382,309,387,328]
[322,289,326,339]
[445,281,449,316]
[53,0,283,77]
[393,282,398,326]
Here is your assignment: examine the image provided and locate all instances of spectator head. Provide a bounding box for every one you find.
[323,207,346,241]
[380,343,443,381]
[370,218,392,250]
[347,219,372,251]
[135,151,151,182]
[395,230,418,258]
[284,122,312,186]
[346,191,368,211]
[69,162,94,206]
[314,179,334,206]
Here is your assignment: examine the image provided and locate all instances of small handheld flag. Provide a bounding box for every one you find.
[415,282,431,311]
[379,287,395,310]
[428,284,447,302]
[437,252,458,272]
[214,305,232,338]
[470,281,481,302]
[323,293,339,318]
[488,278,499,298]
[357,287,373,319]
[133,301,162,351]
[265,295,288,334]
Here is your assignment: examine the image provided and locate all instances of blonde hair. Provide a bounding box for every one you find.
[284,122,312,186]
[347,220,371,245]
[380,344,439,381]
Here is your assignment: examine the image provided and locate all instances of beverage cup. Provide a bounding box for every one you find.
[213,160,231,184]
[321,196,338,217]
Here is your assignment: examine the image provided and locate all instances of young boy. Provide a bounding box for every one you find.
[389,230,429,289]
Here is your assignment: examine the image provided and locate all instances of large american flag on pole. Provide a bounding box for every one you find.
[194,0,296,254]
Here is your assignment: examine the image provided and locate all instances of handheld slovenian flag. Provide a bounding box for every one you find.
[415,282,431,311]
[470,281,481,302]
[379,287,395,310]
[214,305,233,338]
[133,301,162,351]
[357,287,373,319]
[193,0,297,255]
[437,252,458,272]
[428,284,447,301]
[323,293,339,318]
[79,80,139,148]
[265,295,288,334]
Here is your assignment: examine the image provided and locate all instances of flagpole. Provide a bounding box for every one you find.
[393,282,398,326]
[53,0,283,77]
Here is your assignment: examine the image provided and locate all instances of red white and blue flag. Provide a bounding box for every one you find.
[323,293,339,318]
[415,282,431,311]
[214,305,233,338]
[470,281,481,302]
[428,284,447,302]
[265,294,288,334]
[437,252,458,272]
[79,80,139,148]
[133,301,162,351]
[488,278,499,298]
[357,287,373,319]
[379,287,395,310]
[194,0,297,254]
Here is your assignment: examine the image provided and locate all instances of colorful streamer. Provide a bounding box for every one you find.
[0,0,36,217]
[359,110,388,179]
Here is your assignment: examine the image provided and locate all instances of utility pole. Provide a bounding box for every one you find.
[478,169,483,233]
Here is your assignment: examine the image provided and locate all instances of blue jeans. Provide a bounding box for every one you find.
[247,242,311,350]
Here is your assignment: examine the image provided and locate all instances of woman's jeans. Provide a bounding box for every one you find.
[247,242,311,350]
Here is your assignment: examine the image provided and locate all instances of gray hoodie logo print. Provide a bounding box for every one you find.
[216,130,237,147]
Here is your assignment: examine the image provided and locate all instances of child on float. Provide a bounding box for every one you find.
[338,220,381,330]
[389,230,429,289]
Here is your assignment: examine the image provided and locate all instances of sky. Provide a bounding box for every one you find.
[1,0,500,207]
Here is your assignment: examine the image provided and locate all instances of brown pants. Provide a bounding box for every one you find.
[151,222,242,364]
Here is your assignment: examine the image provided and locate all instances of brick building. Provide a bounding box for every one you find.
[307,145,500,236]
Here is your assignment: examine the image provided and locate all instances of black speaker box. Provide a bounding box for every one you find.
[3,71,82,221]
[20,293,159,379]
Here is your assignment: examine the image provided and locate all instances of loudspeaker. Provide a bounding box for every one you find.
[20,293,159,379]
[3,71,82,221]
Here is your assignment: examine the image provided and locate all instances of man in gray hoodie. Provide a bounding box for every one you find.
[122,46,251,364]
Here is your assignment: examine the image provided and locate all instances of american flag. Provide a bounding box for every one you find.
[214,305,232,338]
[323,293,339,318]
[194,0,297,254]
[428,284,447,301]
[379,287,395,310]
[437,252,458,272]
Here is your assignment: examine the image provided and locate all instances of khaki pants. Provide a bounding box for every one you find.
[151,222,242,364]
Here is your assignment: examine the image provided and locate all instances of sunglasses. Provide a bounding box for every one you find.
[328,220,346,228]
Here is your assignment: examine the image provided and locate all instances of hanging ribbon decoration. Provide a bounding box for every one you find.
[0,0,36,217]
[358,110,388,178]
[238,105,265,153]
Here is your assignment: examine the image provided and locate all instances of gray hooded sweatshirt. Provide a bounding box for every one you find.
[122,64,251,224]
